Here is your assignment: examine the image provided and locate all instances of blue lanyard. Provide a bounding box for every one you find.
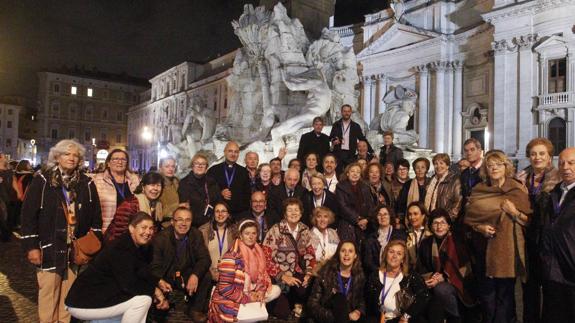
[380,272,398,305]
[529,172,545,197]
[216,228,227,256]
[224,165,236,188]
[337,270,352,297]
[258,216,265,241]
[61,186,71,207]
[110,171,126,200]
[386,227,393,242]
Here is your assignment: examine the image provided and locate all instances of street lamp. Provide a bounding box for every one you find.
[141,127,153,171]
[30,139,36,166]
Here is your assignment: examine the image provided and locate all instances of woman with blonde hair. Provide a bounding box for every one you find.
[309,206,340,273]
[365,240,430,323]
[465,150,532,323]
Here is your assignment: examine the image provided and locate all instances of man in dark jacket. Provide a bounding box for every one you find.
[297,116,330,171]
[207,141,251,218]
[541,147,575,322]
[379,131,403,167]
[329,104,371,173]
[151,207,211,322]
[460,138,483,206]
[268,168,305,217]
[237,191,281,243]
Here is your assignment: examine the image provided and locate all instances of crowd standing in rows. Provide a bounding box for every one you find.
[1,104,575,323]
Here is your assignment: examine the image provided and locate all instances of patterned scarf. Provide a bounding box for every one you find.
[236,239,270,290]
[49,166,81,202]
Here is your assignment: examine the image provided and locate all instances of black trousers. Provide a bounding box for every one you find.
[542,280,575,323]
[477,277,515,323]
[523,240,543,323]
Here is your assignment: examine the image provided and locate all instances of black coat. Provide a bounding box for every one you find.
[307,263,366,322]
[297,131,331,167]
[379,144,403,167]
[336,180,377,242]
[361,228,407,276]
[365,270,430,322]
[177,172,221,228]
[395,178,428,218]
[207,162,251,215]
[301,189,340,228]
[236,208,281,243]
[541,183,575,286]
[21,171,102,276]
[329,119,370,153]
[150,226,211,285]
[65,232,159,309]
[267,183,306,217]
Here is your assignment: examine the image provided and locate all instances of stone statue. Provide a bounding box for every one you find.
[380,85,419,146]
[270,68,332,146]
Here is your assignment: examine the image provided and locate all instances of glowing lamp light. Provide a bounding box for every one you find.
[141,127,153,141]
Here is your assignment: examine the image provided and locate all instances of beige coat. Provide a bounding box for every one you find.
[159,176,179,219]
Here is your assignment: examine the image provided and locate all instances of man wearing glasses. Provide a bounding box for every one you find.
[238,191,281,243]
[150,207,212,322]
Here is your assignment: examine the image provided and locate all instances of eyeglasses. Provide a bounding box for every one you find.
[173,218,192,224]
[486,163,505,169]
[111,158,127,162]
[431,221,449,227]
[193,162,208,167]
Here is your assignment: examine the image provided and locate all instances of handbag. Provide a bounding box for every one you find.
[236,302,268,323]
[72,230,102,265]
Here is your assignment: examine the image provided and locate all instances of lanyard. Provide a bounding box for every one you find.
[61,186,71,207]
[337,270,352,297]
[216,228,227,257]
[529,172,545,197]
[257,216,265,241]
[175,235,188,262]
[313,191,326,208]
[224,165,236,188]
[385,227,393,242]
[380,272,399,305]
[110,171,127,200]
[327,177,334,189]
[342,121,351,137]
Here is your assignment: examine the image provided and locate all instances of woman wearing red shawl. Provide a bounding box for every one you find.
[208,220,281,322]
[464,150,532,323]
[417,208,475,323]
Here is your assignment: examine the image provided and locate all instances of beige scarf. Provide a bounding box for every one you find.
[406,179,421,206]
[135,193,163,223]
[464,179,532,280]
[425,174,447,213]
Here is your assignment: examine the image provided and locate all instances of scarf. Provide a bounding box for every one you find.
[135,193,163,223]
[50,166,81,202]
[464,178,532,280]
[407,179,421,206]
[235,239,270,290]
[432,233,473,305]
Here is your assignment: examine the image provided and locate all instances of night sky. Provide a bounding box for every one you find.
[0,0,387,102]
[0,0,258,100]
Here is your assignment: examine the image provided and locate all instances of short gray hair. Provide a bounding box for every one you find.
[47,139,86,169]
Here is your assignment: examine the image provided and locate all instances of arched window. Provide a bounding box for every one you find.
[548,117,566,155]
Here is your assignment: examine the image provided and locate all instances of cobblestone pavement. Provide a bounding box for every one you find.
[0,235,297,323]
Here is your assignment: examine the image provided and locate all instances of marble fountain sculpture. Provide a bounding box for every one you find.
[162,3,429,176]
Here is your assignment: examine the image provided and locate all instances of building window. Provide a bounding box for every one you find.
[53,84,60,93]
[7,109,13,115]
[548,58,567,93]
[117,111,123,122]
[87,88,93,97]
[69,129,76,139]
[51,129,58,139]
[7,121,12,128]
[85,129,91,142]
[116,133,122,144]
[6,139,11,147]
[102,110,108,120]
[51,103,60,118]
[101,130,107,141]
[71,86,78,95]
[548,117,566,155]
[85,108,92,120]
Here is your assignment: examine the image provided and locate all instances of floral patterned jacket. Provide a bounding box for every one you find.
[262,220,316,282]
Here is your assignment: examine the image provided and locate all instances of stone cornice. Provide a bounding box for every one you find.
[483,0,575,24]
[513,33,539,49]
[492,33,539,54]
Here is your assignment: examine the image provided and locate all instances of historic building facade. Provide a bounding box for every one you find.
[0,102,22,160]
[341,0,575,164]
[36,71,148,167]
[127,51,235,171]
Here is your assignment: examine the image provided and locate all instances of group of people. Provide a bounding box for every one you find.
[2,104,575,323]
